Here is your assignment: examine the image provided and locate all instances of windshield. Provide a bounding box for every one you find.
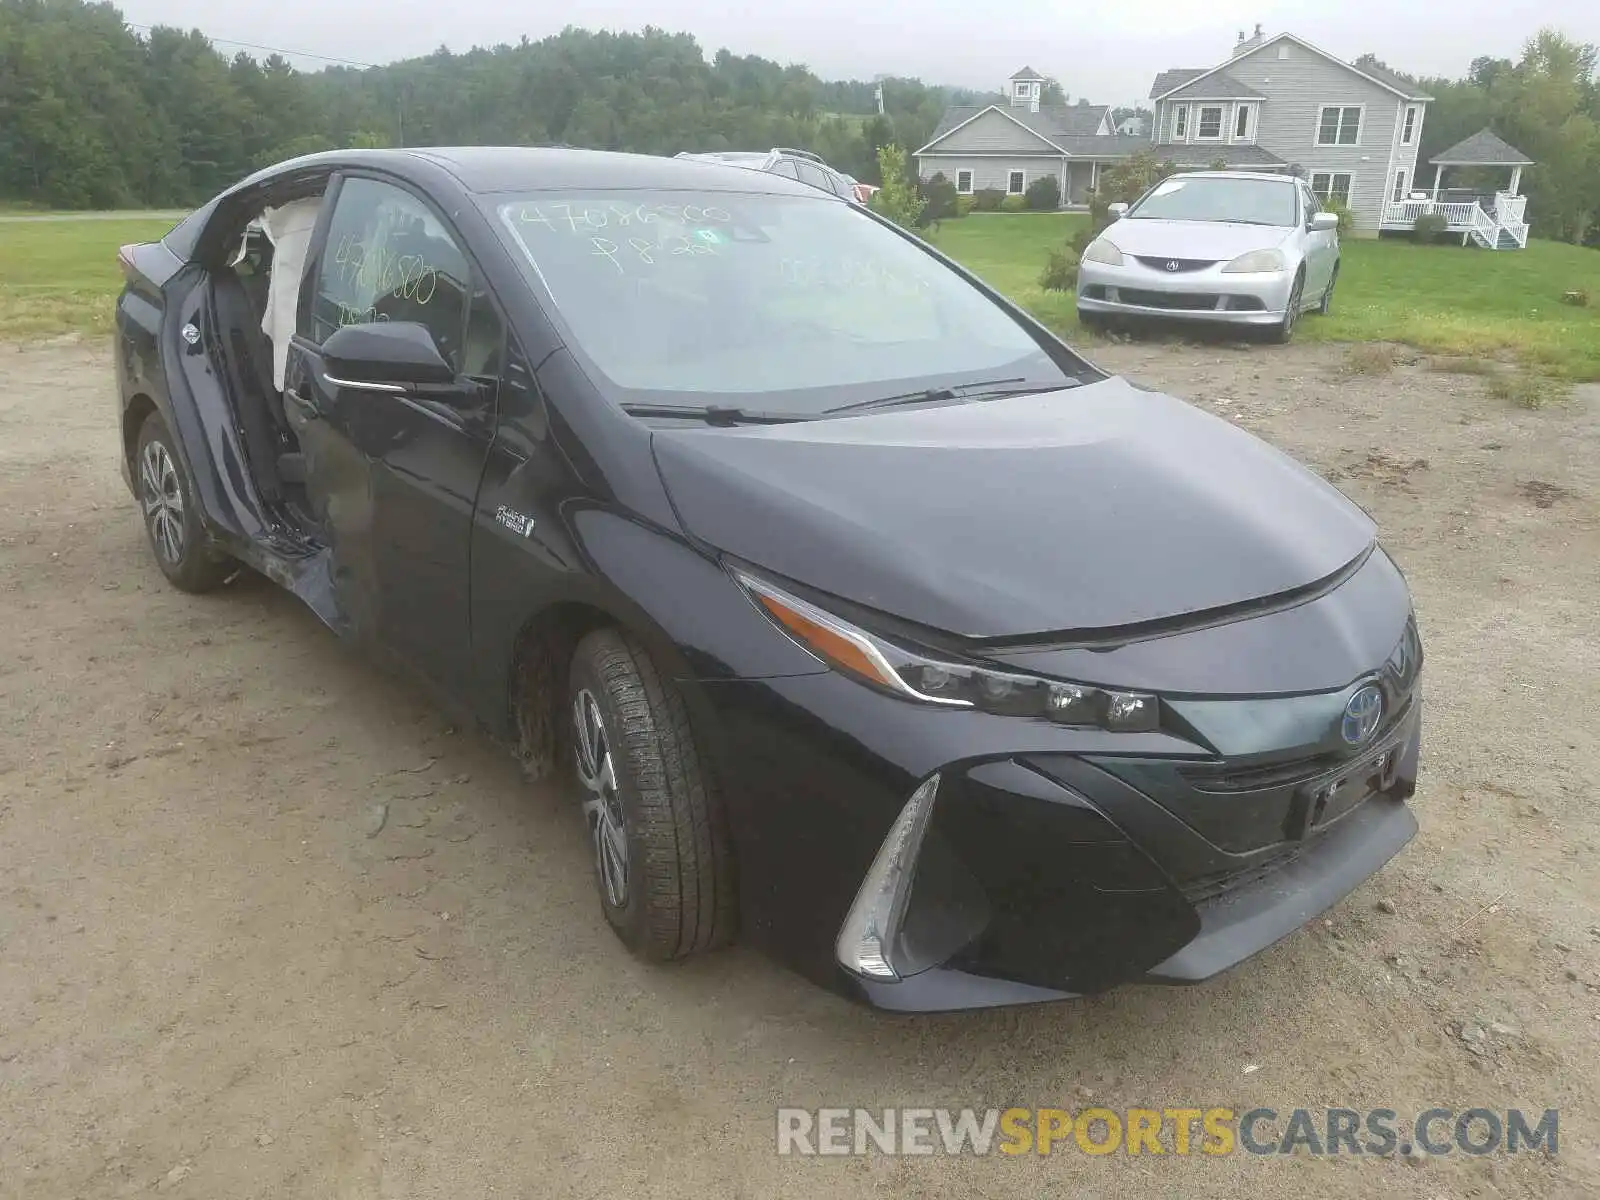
[1128,176,1299,226]
[491,190,1076,415]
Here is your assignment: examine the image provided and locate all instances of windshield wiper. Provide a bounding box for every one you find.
[620,403,809,426]
[822,377,1075,416]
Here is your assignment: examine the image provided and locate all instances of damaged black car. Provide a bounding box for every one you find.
[113,147,1422,1011]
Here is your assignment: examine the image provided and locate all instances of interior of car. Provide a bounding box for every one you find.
[196,174,506,541]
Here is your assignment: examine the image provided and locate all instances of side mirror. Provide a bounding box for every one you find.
[321,321,455,388]
[1107,202,1129,219]
[1310,212,1340,232]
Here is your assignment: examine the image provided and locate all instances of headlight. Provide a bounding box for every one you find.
[734,570,1159,732]
[1221,248,1288,273]
[1081,237,1125,266]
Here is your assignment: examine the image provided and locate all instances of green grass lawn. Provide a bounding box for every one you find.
[3,209,1597,380]
[0,215,181,339]
[930,214,1600,380]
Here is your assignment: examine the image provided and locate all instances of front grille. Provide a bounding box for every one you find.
[1180,845,1303,905]
[1179,698,1416,794]
[1134,256,1217,273]
[1115,289,1220,311]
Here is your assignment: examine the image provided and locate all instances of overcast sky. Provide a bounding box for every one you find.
[117,1,1596,107]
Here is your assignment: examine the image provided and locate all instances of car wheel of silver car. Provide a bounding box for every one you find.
[134,412,234,593]
[1318,263,1339,316]
[568,627,736,960]
[1271,272,1305,344]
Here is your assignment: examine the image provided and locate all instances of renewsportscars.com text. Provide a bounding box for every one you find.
[776,1106,1559,1158]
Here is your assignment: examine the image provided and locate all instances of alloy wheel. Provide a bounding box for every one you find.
[140,440,185,563]
[573,687,629,907]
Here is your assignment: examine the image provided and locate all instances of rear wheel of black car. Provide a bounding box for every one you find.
[135,412,233,593]
[568,628,736,960]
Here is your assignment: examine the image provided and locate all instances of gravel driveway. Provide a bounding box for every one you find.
[2,337,1596,1198]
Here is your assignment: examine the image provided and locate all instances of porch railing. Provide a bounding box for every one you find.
[1380,194,1529,248]
[1382,199,1483,227]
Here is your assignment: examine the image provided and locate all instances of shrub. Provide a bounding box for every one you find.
[1344,344,1397,375]
[972,188,1006,212]
[1325,200,1354,234]
[919,173,960,222]
[954,194,976,216]
[867,144,926,231]
[1039,246,1078,292]
[1024,174,1061,211]
[1487,372,1568,409]
[999,194,1029,213]
[1413,212,1449,242]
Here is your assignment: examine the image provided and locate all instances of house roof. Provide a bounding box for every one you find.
[1161,143,1286,168]
[1053,134,1161,157]
[1430,128,1534,166]
[1009,66,1045,81]
[1150,33,1432,102]
[919,102,1111,154]
[1165,71,1265,101]
[1149,69,1205,99]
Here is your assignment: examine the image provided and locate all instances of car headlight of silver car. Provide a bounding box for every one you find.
[1221,248,1288,273]
[735,570,1159,732]
[1081,237,1126,266]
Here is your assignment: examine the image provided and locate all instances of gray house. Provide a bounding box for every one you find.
[914,67,1145,207]
[1148,27,1433,233]
[917,28,1528,242]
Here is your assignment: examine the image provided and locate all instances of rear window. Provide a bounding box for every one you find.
[492,190,1073,414]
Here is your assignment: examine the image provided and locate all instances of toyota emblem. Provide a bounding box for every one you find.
[1165,260,1180,271]
[1341,684,1384,745]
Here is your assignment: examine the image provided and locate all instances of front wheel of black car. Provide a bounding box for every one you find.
[135,412,233,593]
[568,628,736,960]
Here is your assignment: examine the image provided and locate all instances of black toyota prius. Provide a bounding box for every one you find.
[113,147,1422,1011]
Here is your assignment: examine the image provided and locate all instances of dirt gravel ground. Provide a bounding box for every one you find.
[2,337,1598,1199]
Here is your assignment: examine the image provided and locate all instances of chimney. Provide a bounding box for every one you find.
[1233,23,1265,57]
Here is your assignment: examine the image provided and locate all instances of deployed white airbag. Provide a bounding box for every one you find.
[258,198,322,391]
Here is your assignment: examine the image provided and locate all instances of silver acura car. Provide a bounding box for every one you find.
[1076,171,1340,342]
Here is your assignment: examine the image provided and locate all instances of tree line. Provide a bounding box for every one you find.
[0,0,984,208]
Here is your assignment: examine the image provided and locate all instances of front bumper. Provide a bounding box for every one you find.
[697,659,1421,1013]
[1077,257,1296,326]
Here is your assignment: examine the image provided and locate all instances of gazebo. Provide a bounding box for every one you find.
[1429,128,1534,204]
[1380,128,1534,249]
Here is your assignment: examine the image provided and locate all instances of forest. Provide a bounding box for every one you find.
[1,0,1596,243]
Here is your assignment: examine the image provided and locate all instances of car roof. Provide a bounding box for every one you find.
[1167,170,1299,184]
[412,146,839,196]
[243,146,836,200]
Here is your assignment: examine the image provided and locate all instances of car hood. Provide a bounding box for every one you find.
[650,376,1374,639]
[1102,218,1291,261]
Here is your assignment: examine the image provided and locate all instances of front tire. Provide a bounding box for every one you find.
[1270,272,1305,344]
[1317,263,1339,315]
[135,412,233,593]
[568,628,736,960]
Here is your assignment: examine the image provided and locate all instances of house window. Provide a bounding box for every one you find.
[1401,105,1418,145]
[1007,170,1026,195]
[1173,105,1188,139]
[955,170,974,195]
[1317,105,1362,146]
[1234,105,1252,139]
[1197,106,1224,139]
[1392,168,1407,201]
[1310,172,1353,205]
